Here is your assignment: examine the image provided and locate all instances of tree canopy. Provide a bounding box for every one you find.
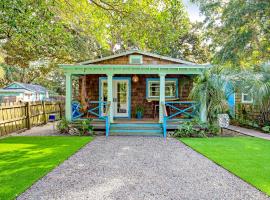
[192,0,270,68]
[0,0,210,92]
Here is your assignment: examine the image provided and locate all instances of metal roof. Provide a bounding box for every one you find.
[4,82,48,93]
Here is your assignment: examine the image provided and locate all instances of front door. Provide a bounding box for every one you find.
[100,78,130,118]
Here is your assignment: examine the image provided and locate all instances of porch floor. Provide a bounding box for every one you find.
[114,118,159,123]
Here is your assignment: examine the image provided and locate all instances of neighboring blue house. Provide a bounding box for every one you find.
[0,82,49,102]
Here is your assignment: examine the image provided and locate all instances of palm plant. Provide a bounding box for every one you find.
[191,65,270,125]
[190,68,230,124]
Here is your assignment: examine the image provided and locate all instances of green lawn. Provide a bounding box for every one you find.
[180,137,270,196]
[0,136,93,200]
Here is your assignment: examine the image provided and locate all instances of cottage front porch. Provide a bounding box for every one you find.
[61,69,208,137]
[60,51,210,137]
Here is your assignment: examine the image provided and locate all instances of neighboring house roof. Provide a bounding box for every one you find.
[79,50,198,65]
[0,89,33,94]
[3,82,48,93]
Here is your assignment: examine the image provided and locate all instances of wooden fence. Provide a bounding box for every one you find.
[0,101,65,136]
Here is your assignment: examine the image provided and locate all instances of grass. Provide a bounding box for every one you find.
[180,137,270,196]
[0,136,93,200]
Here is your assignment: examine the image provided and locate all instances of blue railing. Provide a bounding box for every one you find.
[104,102,111,137]
[87,101,111,137]
[87,101,107,118]
[162,101,199,138]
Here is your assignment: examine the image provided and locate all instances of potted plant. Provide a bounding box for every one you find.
[135,104,144,119]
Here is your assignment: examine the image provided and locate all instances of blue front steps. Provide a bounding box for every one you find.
[109,123,163,136]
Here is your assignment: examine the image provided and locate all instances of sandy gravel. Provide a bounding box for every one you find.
[18,136,269,200]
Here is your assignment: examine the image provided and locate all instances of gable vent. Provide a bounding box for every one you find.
[129,55,143,64]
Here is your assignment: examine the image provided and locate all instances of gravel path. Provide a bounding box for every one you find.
[18,136,268,200]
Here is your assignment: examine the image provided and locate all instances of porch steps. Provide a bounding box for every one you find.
[109,123,163,137]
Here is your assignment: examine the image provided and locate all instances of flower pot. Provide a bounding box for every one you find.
[136,112,143,119]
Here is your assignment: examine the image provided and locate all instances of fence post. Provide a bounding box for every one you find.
[26,102,31,129]
[59,102,62,119]
[42,101,47,124]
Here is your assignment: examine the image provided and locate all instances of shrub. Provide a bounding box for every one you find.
[173,119,220,138]
[262,126,270,133]
[76,119,93,136]
[57,118,93,136]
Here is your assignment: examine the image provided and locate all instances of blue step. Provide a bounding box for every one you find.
[109,123,163,136]
[110,129,162,133]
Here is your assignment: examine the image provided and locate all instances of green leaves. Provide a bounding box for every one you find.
[193,0,270,67]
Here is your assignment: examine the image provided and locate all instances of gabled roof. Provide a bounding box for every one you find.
[79,50,197,65]
[4,82,48,93]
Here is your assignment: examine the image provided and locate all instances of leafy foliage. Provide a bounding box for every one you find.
[192,0,270,67]
[57,118,93,136]
[173,119,220,138]
[0,0,210,93]
[190,68,230,123]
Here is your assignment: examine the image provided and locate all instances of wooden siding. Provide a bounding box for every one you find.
[92,53,181,65]
[78,74,194,118]
[235,93,260,120]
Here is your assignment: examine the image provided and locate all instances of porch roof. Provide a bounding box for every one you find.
[60,64,211,75]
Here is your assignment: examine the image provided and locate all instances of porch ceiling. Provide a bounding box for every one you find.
[59,64,211,75]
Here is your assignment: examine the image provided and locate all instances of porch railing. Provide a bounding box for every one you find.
[104,101,111,137]
[162,103,168,138]
[87,101,107,118]
[162,101,199,137]
[87,101,111,137]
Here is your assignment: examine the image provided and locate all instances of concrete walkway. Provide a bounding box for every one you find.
[228,125,270,140]
[11,122,60,136]
[18,137,268,200]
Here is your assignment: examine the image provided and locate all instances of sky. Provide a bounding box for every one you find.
[182,0,204,22]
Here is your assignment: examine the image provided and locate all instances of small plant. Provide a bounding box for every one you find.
[57,118,93,136]
[135,104,144,119]
[262,126,270,133]
[173,119,220,138]
[76,119,93,136]
[57,118,72,134]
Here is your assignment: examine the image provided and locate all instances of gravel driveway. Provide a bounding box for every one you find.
[18,136,268,200]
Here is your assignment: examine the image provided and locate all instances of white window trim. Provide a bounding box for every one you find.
[147,80,177,98]
[241,93,253,103]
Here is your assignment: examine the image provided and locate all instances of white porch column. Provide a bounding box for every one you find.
[200,92,207,122]
[107,73,114,123]
[65,73,72,121]
[159,73,166,123]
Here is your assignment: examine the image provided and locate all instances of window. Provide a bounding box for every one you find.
[129,55,143,64]
[147,78,178,98]
[241,93,253,103]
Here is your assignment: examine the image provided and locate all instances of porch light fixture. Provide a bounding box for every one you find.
[132,75,139,83]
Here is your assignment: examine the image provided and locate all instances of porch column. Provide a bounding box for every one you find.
[200,92,207,122]
[65,73,72,121]
[107,73,114,123]
[159,73,166,123]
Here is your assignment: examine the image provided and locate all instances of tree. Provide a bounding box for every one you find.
[0,0,210,93]
[192,0,270,68]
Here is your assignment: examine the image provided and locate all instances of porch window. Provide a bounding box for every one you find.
[146,78,178,98]
[241,93,253,103]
